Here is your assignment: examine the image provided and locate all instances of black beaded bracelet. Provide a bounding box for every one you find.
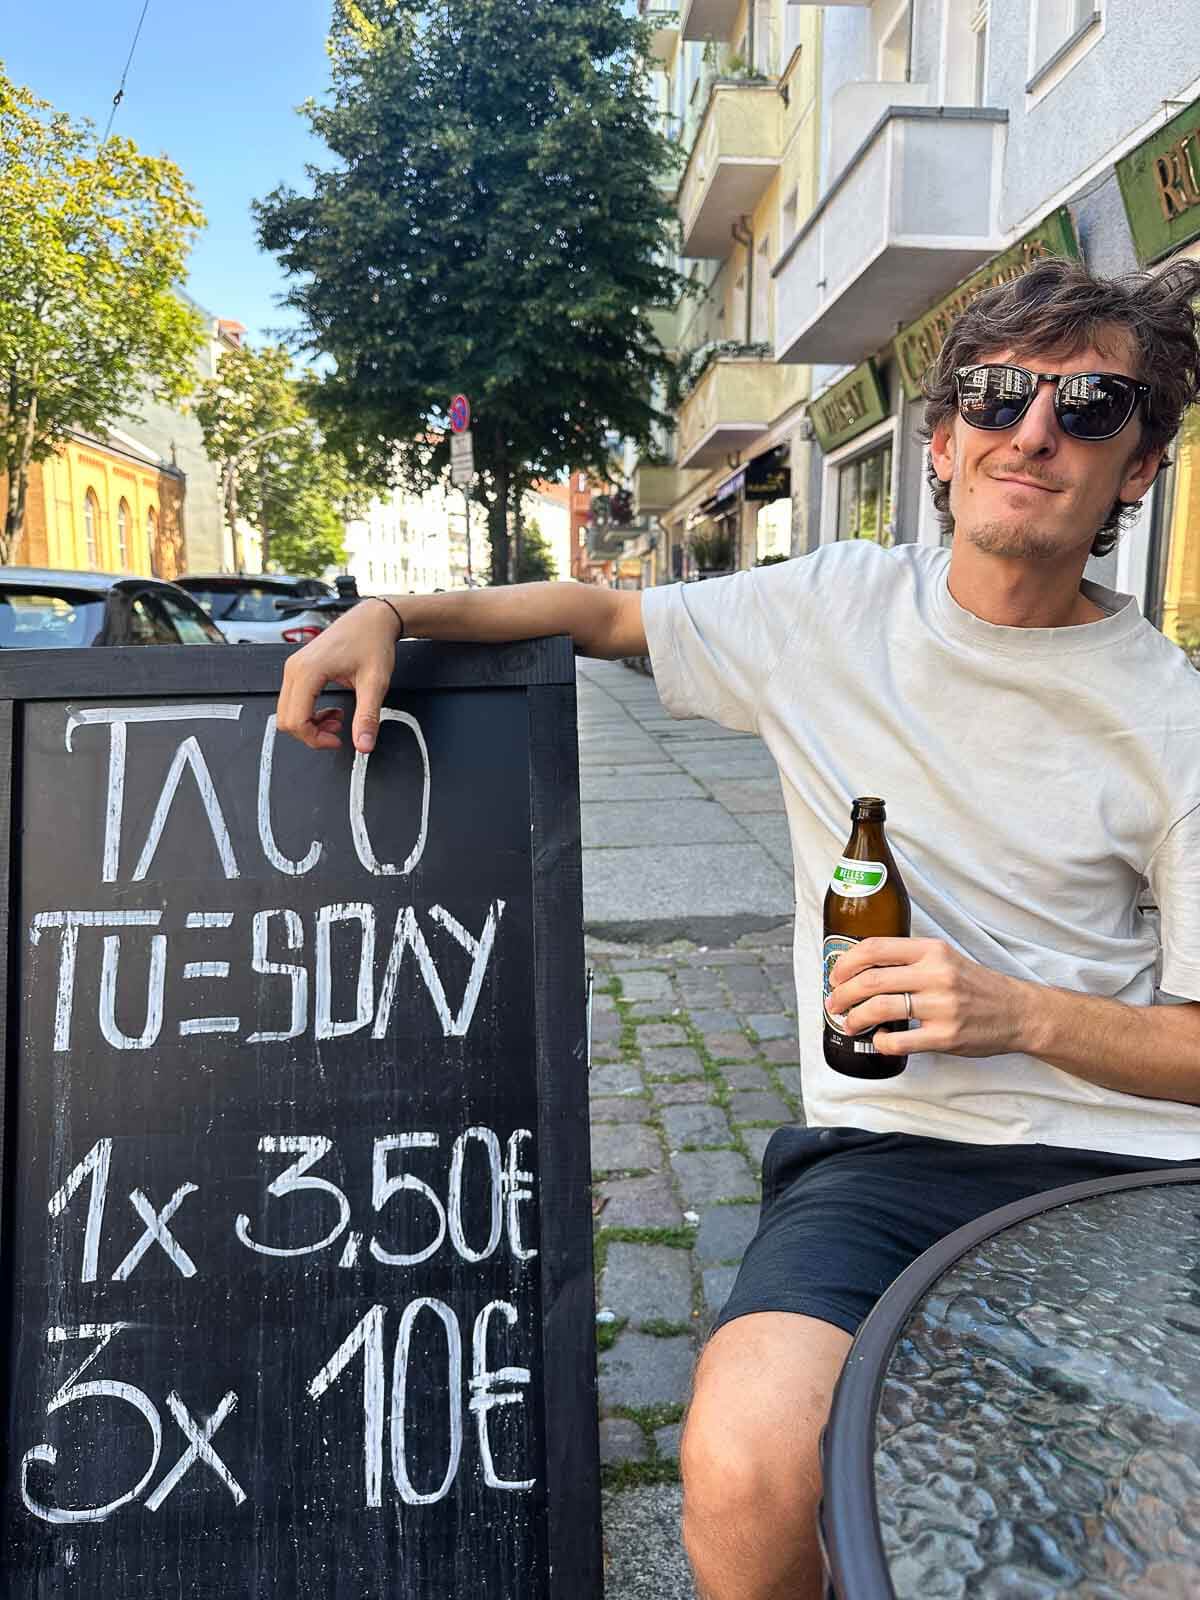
[367,596,406,636]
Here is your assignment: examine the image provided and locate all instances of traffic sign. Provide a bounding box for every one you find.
[450,394,471,434]
[450,428,475,487]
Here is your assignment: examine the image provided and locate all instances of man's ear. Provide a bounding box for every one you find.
[1119,443,1165,505]
[930,415,956,484]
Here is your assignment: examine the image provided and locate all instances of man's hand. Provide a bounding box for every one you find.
[277,600,402,755]
[827,938,1031,1059]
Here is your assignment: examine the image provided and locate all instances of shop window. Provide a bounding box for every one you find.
[83,490,101,567]
[1031,0,1095,79]
[1149,405,1200,657]
[116,499,130,569]
[836,439,894,545]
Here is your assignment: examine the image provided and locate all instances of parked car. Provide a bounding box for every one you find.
[0,570,228,648]
[175,573,336,644]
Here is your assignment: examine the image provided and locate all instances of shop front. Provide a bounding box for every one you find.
[1117,95,1200,654]
[810,360,896,547]
[687,445,793,574]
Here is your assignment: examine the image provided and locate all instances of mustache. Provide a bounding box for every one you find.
[985,462,1068,491]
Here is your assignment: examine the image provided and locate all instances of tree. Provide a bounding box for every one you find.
[0,67,205,563]
[516,517,557,583]
[193,341,356,576]
[255,0,687,584]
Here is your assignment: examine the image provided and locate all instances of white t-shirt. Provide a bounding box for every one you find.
[641,541,1200,1158]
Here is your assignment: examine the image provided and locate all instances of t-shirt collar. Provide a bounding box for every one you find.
[932,553,1142,657]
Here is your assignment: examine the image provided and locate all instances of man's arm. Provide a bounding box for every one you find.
[277,582,647,753]
[828,937,1200,1104]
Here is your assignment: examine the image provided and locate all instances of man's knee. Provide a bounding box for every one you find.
[680,1313,853,1558]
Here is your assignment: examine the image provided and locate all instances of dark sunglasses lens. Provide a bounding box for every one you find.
[958,366,1033,429]
[1057,374,1136,439]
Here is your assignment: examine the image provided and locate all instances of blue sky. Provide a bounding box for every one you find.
[4,0,338,347]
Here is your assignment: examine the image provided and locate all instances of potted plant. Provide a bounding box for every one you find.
[689,527,734,578]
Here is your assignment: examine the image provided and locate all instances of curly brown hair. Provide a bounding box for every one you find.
[919,257,1200,557]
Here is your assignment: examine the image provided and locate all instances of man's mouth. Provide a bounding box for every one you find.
[988,473,1063,494]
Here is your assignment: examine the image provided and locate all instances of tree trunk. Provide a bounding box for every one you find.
[2,384,38,567]
[489,443,510,587]
[511,492,525,585]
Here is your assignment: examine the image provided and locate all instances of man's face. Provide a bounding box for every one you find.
[930,330,1162,561]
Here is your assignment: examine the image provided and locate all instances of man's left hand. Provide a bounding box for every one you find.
[827,938,1030,1059]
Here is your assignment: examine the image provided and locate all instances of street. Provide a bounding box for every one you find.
[578,660,800,1598]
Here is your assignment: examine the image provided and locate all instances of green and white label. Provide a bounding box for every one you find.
[830,858,887,898]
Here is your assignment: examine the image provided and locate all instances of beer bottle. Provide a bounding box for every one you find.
[823,797,911,1079]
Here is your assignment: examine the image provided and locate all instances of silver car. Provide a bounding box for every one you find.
[175,574,335,644]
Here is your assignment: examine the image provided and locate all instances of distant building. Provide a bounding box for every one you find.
[523,480,572,580]
[116,295,245,574]
[3,426,185,576]
[344,473,474,594]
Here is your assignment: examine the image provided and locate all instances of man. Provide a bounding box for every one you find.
[278,258,1200,1599]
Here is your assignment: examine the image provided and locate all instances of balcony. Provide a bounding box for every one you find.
[639,4,681,62]
[681,0,740,41]
[633,462,680,517]
[678,84,781,259]
[676,354,792,471]
[774,106,1007,366]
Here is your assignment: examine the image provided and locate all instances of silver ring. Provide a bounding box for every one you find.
[903,992,913,1022]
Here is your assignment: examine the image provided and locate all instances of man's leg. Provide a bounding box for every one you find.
[680,1311,852,1600]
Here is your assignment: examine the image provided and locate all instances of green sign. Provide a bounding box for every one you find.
[895,207,1081,400]
[1117,96,1200,266]
[810,360,888,453]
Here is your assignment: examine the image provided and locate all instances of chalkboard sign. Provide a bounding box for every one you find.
[0,638,600,1599]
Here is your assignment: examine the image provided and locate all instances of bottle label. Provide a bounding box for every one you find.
[822,934,878,1050]
[830,857,888,898]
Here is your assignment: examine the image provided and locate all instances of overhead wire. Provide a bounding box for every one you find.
[102,0,153,143]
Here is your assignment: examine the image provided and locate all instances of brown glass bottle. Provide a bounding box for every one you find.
[823,797,911,1079]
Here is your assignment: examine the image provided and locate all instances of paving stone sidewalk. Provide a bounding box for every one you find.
[587,923,804,1599]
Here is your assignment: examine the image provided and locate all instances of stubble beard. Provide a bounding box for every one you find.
[962,520,1066,560]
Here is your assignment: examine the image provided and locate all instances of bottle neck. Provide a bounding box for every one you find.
[846,820,888,858]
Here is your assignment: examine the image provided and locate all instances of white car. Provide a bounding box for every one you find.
[175,574,336,644]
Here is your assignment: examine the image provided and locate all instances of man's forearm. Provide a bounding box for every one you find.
[1016,982,1200,1103]
[383,581,644,659]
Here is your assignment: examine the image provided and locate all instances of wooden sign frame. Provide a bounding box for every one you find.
[0,636,601,1598]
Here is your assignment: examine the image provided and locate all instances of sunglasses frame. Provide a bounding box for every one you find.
[954,363,1151,442]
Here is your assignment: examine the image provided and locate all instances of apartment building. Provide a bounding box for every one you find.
[634,0,823,579]
[642,1,1200,654]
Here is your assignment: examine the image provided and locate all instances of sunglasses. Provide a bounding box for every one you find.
[954,363,1151,442]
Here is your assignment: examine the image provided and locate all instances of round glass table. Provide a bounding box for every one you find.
[820,1168,1200,1599]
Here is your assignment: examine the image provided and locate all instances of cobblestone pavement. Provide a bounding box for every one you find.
[587,923,803,1598]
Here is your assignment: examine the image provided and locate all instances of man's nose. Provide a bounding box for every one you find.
[1009,380,1060,458]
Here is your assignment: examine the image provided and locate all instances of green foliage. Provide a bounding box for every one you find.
[255,0,689,583]
[1177,625,1200,668]
[193,342,358,575]
[0,64,206,561]
[516,516,558,583]
[755,552,788,566]
[688,527,733,572]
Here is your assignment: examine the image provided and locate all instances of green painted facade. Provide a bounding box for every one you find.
[810,360,888,453]
[1117,97,1200,266]
[894,208,1081,400]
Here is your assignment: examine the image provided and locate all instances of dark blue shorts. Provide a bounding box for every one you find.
[712,1125,1191,1339]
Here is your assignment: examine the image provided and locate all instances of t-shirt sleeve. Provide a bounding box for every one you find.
[640,563,802,734]
[1148,800,1200,1002]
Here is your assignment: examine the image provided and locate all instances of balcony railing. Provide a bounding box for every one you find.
[632,462,681,517]
[680,0,740,42]
[675,353,799,471]
[678,82,781,259]
[774,106,1007,366]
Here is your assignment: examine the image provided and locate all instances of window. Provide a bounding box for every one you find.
[156,591,225,645]
[116,499,130,568]
[128,594,178,645]
[182,582,300,623]
[783,2,803,64]
[944,0,989,106]
[836,439,894,545]
[1032,0,1093,77]
[83,490,100,567]
[876,0,911,84]
[146,506,158,571]
[0,591,106,648]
